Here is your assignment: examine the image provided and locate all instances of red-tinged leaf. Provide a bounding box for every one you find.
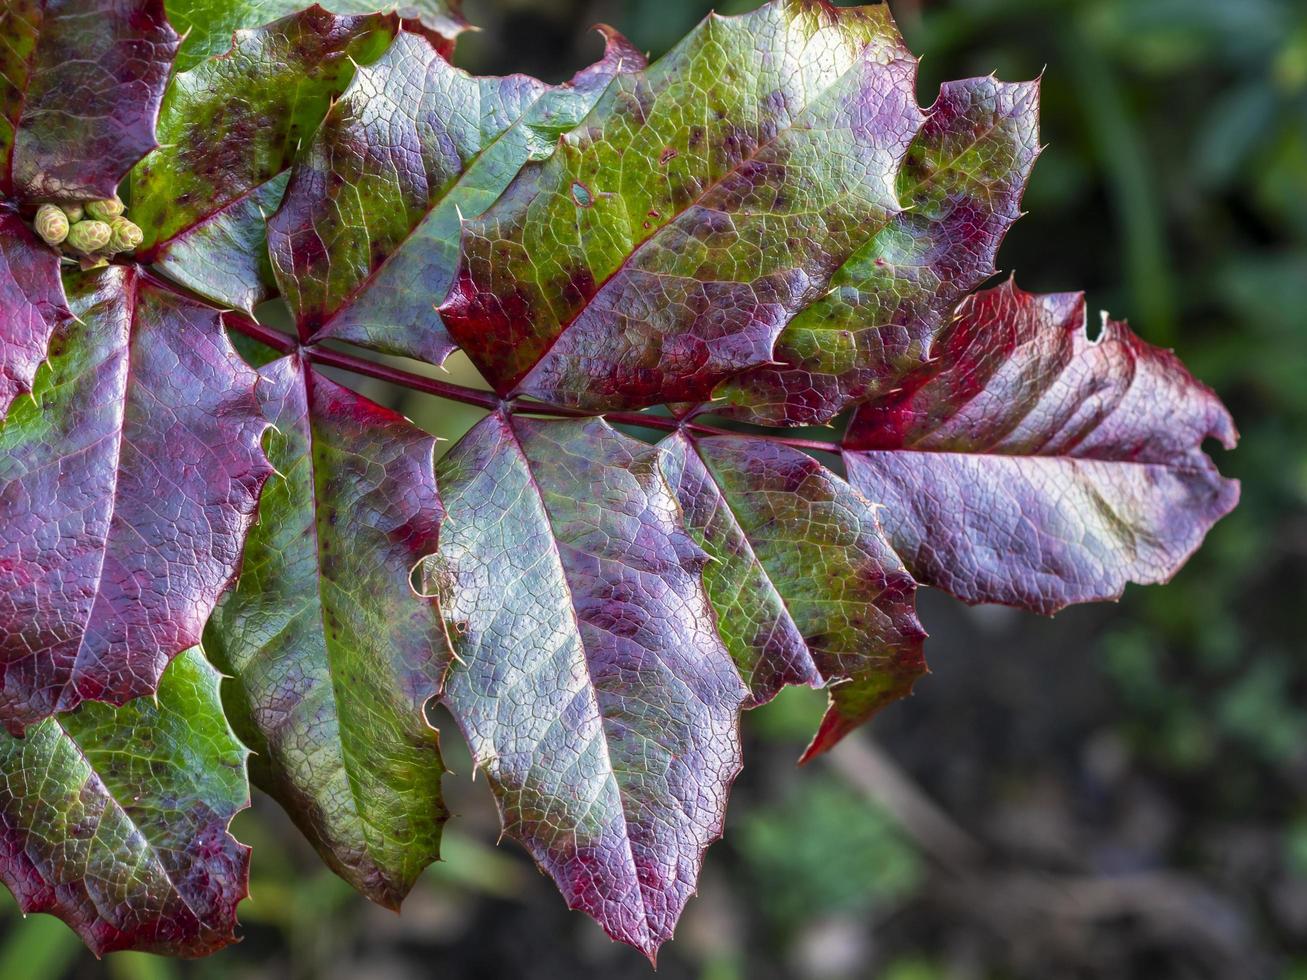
[0,0,179,203]
[438,0,922,411]
[432,412,746,961]
[844,280,1240,613]
[0,647,250,957]
[711,75,1041,425]
[205,353,449,908]
[132,7,403,312]
[165,0,472,73]
[0,210,69,419]
[268,26,645,364]
[660,432,925,759]
[0,265,272,734]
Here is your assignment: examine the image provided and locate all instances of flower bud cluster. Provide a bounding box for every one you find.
[31,194,144,261]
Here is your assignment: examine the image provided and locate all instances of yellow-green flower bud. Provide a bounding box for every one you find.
[34,204,69,245]
[85,196,125,221]
[61,203,84,223]
[107,216,143,254]
[65,219,112,254]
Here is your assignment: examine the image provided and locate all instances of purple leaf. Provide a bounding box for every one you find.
[844,280,1240,613]
[205,354,449,908]
[0,265,272,734]
[268,26,645,365]
[660,432,926,759]
[0,210,69,419]
[0,647,250,956]
[432,412,746,961]
[132,7,403,311]
[711,75,1041,425]
[439,0,921,411]
[0,0,179,203]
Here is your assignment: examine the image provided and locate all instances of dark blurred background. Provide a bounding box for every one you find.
[13,0,1305,977]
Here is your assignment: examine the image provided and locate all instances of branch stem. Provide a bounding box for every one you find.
[221,313,844,454]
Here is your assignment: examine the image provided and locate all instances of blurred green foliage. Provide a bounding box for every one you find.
[735,776,921,929]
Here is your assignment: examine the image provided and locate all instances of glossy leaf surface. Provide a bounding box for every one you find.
[0,0,179,203]
[439,0,922,410]
[661,433,926,759]
[268,26,644,364]
[0,266,271,733]
[433,413,746,960]
[132,7,401,311]
[165,0,470,72]
[712,75,1041,425]
[0,647,249,957]
[0,211,68,419]
[205,354,448,908]
[844,281,1240,613]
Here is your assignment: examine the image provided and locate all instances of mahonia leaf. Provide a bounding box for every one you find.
[711,74,1041,425]
[131,7,404,312]
[204,353,449,908]
[844,280,1241,613]
[268,26,644,364]
[0,210,69,419]
[660,433,925,759]
[432,412,746,961]
[0,647,250,957]
[165,0,471,72]
[0,266,271,734]
[438,0,922,411]
[0,0,179,203]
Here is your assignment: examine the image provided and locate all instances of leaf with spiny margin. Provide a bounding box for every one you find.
[431,412,746,961]
[439,0,923,412]
[165,0,471,72]
[0,0,179,203]
[267,26,645,363]
[843,280,1240,613]
[204,353,449,909]
[0,647,250,957]
[659,432,925,760]
[0,211,70,419]
[0,265,271,735]
[711,74,1041,425]
[131,7,403,312]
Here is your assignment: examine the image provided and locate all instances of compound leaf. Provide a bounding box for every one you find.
[0,265,271,734]
[0,647,250,957]
[268,26,644,365]
[205,353,449,908]
[131,7,404,311]
[441,0,924,412]
[0,0,179,203]
[844,281,1240,613]
[660,433,925,759]
[433,412,746,961]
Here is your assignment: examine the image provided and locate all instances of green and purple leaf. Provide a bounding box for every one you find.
[711,74,1041,425]
[0,210,69,418]
[267,25,644,364]
[165,0,471,72]
[0,0,179,203]
[660,433,925,759]
[0,647,250,957]
[132,6,403,311]
[439,0,921,411]
[432,413,746,961]
[844,281,1240,613]
[0,266,271,734]
[204,353,449,908]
